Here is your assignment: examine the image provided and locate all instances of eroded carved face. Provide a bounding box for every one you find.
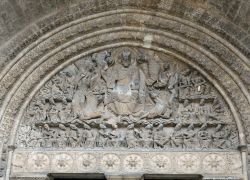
[137,52,148,64]
[121,50,132,67]
[44,124,50,131]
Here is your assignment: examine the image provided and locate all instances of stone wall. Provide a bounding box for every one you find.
[0,0,249,180]
[1,0,250,56]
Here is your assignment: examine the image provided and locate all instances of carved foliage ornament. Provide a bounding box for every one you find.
[17,47,239,150]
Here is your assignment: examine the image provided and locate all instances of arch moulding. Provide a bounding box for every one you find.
[0,2,249,180]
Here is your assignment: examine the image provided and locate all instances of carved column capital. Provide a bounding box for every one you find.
[238,145,248,152]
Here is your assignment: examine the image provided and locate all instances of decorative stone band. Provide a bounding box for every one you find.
[203,177,241,180]
[11,150,242,178]
[10,178,49,180]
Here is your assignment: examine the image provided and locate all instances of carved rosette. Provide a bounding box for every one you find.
[202,154,226,173]
[52,153,73,172]
[101,154,121,172]
[176,154,199,173]
[12,153,27,172]
[151,155,171,172]
[77,154,96,172]
[123,154,143,172]
[27,153,50,172]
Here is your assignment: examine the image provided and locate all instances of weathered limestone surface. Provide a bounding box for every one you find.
[0,0,249,180]
[1,0,250,52]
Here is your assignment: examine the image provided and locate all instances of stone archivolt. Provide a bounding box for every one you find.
[17,47,239,150]
[0,1,249,179]
[0,10,249,145]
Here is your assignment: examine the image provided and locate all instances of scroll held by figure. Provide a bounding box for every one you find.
[17,47,239,150]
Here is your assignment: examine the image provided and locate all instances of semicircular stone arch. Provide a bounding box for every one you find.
[0,1,249,180]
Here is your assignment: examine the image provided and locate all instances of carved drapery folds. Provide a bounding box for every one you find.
[16,47,239,150]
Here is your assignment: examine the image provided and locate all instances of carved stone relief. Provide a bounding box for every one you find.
[0,143,8,178]
[11,150,243,176]
[16,47,239,150]
[27,153,50,172]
